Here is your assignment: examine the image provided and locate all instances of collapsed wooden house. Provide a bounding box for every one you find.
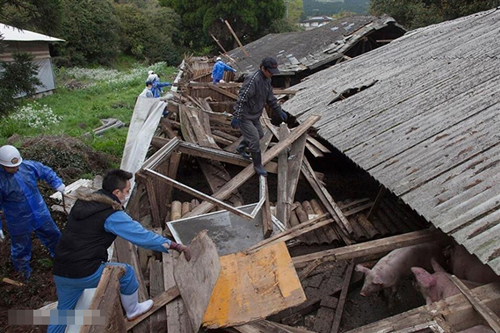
[55,8,500,333]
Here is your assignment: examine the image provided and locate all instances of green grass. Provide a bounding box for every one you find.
[0,62,177,160]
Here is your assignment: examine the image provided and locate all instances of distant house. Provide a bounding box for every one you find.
[229,15,406,87]
[299,16,333,30]
[0,23,64,96]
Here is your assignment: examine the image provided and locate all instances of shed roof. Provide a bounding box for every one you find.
[284,8,500,273]
[228,15,404,75]
[0,23,64,42]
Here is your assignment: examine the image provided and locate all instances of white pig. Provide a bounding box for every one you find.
[355,243,445,298]
[412,258,481,304]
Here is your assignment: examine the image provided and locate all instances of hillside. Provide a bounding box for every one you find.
[303,0,370,15]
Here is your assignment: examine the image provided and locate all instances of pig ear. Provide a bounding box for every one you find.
[372,275,384,285]
[431,257,445,273]
[412,267,435,288]
[355,264,370,275]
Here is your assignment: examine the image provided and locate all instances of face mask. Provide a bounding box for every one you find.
[120,193,131,205]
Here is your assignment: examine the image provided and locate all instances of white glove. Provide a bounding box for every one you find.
[56,184,66,194]
[0,230,5,242]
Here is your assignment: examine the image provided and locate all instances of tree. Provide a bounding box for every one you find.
[55,0,120,66]
[115,4,183,65]
[159,0,288,52]
[0,0,62,36]
[286,0,305,23]
[0,52,42,117]
[370,0,500,30]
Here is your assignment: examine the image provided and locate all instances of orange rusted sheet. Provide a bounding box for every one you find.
[202,241,306,328]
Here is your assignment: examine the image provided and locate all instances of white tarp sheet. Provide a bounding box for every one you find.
[120,97,166,190]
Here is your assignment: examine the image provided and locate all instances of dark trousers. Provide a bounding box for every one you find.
[239,118,264,153]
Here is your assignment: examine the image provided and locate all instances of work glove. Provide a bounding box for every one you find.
[231,117,241,129]
[170,241,192,261]
[56,184,66,194]
[279,110,288,122]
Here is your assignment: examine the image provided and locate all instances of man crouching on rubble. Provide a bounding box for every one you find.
[48,169,191,333]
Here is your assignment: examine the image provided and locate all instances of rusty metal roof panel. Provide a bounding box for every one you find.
[284,8,500,273]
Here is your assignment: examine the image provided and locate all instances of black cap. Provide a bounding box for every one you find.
[261,57,280,75]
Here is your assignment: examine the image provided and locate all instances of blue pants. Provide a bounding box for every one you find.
[10,219,61,279]
[47,262,138,333]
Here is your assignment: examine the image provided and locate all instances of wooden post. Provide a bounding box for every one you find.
[330,260,355,333]
[367,186,386,220]
[277,124,290,227]
[224,20,250,56]
[211,34,228,54]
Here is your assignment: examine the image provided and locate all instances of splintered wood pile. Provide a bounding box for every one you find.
[78,56,490,332]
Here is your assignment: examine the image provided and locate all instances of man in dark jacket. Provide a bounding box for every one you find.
[231,57,288,176]
[48,169,191,333]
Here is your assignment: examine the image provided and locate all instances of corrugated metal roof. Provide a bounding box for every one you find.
[0,23,64,42]
[284,8,500,273]
[227,15,405,76]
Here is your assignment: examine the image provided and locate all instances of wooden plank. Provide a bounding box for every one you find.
[346,282,500,333]
[126,286,181,331]
[260,129,274,153]
[246,213,331,253]
[449,275,500,332]
[367,186,386,220]
[293,228,445,269]
[305,142,324,158]
[178,141,278,173]
[260,176,273,238]
[140,137,180,171]
[145,177,161,228]
[231,320,316,332]
[330,260,355,333]
[287,133,307,214]
[277,124,290,227]
[203,241,306,329]
[300,158,352,244]
[306,135,331,153]
[174,230,221,333]
[164,151,181,209]
[186,115,321,217]
[144,168,254,220]
[224,135,244,152]
[208,84,239,100]
[81,266,126,333]
[224,20,249,56]
[114,238,149,302]
[148,259,167,333]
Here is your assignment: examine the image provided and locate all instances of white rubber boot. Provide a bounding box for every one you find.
[120,290,154,321]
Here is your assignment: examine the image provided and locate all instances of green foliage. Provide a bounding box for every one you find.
[0,62,175,162]
[369,0,500,30]
[287,0,305,23]
[159,0,287,52]
[55,0,120,66]
[303,0,369,16]
[0,0,62,35]
[0,52,41,117]
[114,4,183,65]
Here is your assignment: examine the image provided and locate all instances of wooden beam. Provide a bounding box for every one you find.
[126,286,181,331]
[330,260,355,333]
[287,133,307,219]
[211,34,228,54]
[367,186,386,220]
[185,115,321,218]
[277,124,290,227]
[260,176,273,238]
[293,228,444,269]
[449,275,500,332]
[141,137,180,171]
[81,266,126,333]
[144,168,255,220]
[177,141,278,174]
[306,135,331,153]
[208,84,238,100]
[224,20,249,56]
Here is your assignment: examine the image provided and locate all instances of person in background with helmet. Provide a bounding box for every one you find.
[139,80,154,98]
[212,56,236,84]
[231,57,288,176]
[145,70,171,98]
[0,145,65,280]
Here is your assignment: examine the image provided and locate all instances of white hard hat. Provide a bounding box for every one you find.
[148,70,154,75]
[0,145,23,167]
[216,57,221,61]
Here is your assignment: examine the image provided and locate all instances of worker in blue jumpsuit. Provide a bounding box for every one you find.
[212,56,236,84]
[146,70,172,98]
[48,169,192,333]
[0,145,65,280]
